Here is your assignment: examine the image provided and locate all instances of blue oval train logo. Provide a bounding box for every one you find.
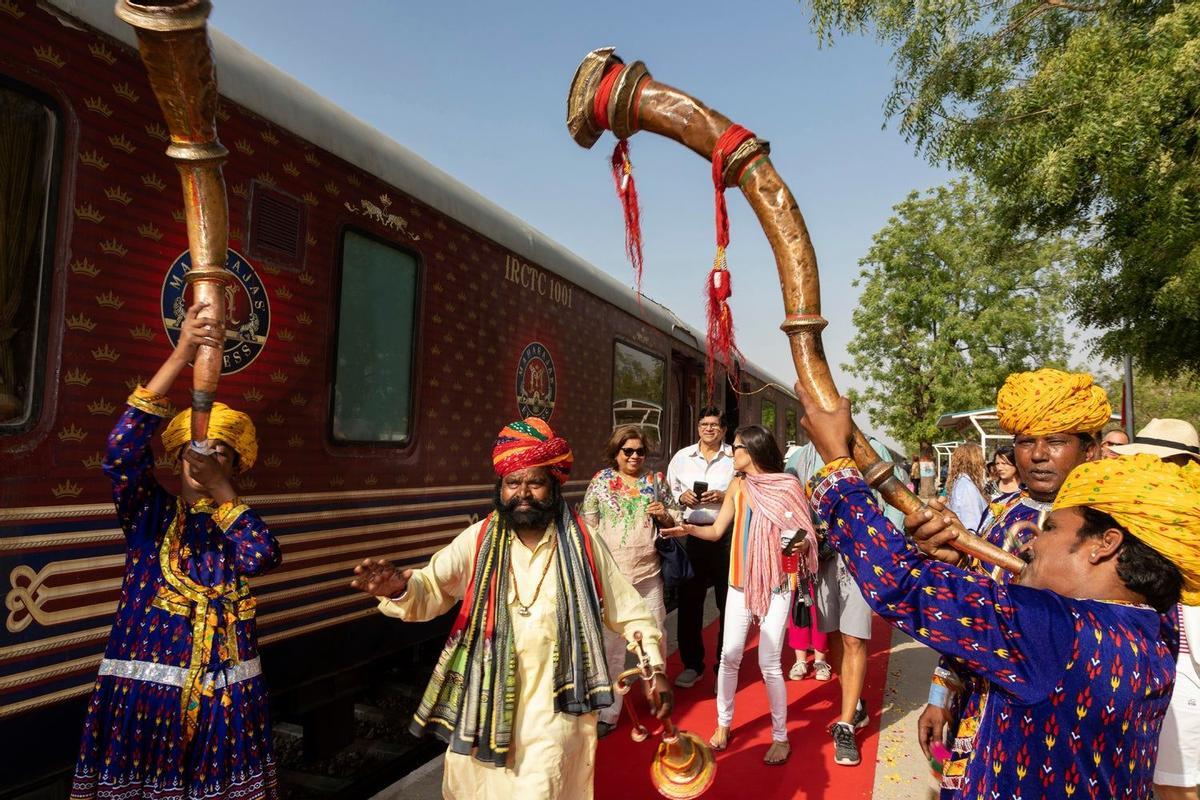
[516,342,556,421]
[161,249,271,375]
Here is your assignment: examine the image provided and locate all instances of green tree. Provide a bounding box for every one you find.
[1104,372,1200,430]
[808,0,1200,376]
[845,179,1072,462]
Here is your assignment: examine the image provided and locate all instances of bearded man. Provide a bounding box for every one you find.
[351,419,671,800]
[916,368,1109,794]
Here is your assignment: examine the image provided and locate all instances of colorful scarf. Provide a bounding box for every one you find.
[740,472,817,619]
[410,505,613,764]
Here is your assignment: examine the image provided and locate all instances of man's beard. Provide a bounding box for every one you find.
[495,488,560,531]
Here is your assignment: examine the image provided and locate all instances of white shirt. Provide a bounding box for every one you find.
[666,442,735,524]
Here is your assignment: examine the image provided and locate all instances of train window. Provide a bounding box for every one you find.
[762,398,777,437]
[331,230,418,443]
[785,407,798,445]
[0,85,59,433]
[612,341,665,454]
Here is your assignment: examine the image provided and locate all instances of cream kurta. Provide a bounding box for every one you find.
[378,518,664,800]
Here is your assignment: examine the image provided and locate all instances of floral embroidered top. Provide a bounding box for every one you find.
[579,468,681,585]
[811,461,1175,800]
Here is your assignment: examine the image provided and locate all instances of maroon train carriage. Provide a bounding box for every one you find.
[0,0,805,794]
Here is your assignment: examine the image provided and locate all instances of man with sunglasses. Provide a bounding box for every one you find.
[667,407,735,689]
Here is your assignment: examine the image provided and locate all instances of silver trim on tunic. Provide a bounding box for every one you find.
[97,656,262,689]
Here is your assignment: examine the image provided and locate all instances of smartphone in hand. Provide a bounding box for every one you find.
[693,481,709,497]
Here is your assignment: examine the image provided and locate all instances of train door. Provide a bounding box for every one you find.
[723,366,740,445]
[670,352,702,454]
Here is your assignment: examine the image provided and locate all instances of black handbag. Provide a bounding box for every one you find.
[655,532,694,588]
[792,572,813,628]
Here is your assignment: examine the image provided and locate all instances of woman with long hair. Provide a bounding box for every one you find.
[663,425,817,766]
[990,445,1020,500]
[946,442,988,532]
[580,425,680,737]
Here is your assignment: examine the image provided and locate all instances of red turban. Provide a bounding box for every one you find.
[492,418,573,484]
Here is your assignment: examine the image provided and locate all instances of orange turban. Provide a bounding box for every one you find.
[161,403,258,473]
[492,418,573,484]
[1055,453,1200,604]
[996,369,1111,436]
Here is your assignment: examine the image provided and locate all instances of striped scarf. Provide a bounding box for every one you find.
[410,505,613,765]
[741,472,816,619]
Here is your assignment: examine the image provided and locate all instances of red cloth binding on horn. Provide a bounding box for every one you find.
[594,63,645,296]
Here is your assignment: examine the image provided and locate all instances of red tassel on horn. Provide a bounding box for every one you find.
[610,139,643,295]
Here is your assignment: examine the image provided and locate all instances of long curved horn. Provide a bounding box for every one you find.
[117,0,230,447]
[567,48,1025,576]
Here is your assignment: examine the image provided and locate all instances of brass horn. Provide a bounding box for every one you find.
[614,632,716,799]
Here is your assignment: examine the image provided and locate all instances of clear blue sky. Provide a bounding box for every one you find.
[210,0,953,446]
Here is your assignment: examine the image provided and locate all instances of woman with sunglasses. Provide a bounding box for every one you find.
[580,425,681,737]
[662,425,817,766]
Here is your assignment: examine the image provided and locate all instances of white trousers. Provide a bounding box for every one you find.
[598,574,666,725]
[716,587,790,741]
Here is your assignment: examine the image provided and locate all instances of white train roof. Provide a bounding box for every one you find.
[50,0,794,397]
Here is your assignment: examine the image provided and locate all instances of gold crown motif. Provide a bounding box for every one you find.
[88,42,116,65]
[287,434,303,448]
[58,424,86,442]
[104,186,132,206]
[346,174,362,187]
[84,96,113,117]
[263,454,282,468]
[234,138,254,156]
[298,271,315,286]
[87,398,117,416]
[289,393,307,407]
[100,238,128,257]
[80,150,109,171]
[64,367,92,387]
[171,209,185,222]
[276,327,294,341]
[379,194,392,207]
[265,413,284,425]
[215,103,230,122]
[71,258,100,277]
[1,0,26,19]
[260,263,281,276]
[323,181,340,197]
[328,475,345,487]
[364,474,379,487]
[155,453,175,470]
[124,375,146,391]
[292,352,311,366]
[52,480,83,499]
[275,287,293,301]
[141,173,166,192]
[282,162,299,177]
[260,129,280,146]
[306,233,317,247]
[66,313,96,332]
[33,45,65,68]
[96,290,124,309]
[108,133,135,153]
[145,122,168,142]
[137,223,163,241]
[301,192,318,206]
[230,183,248,198]
[239,477,257,490]
[296,312,312,326]
[270,370,288,384]
[75,203,104,223]
[82,453,104,469]
[243,387,264,402]
[256,172,277,188]
[304,152,321,166]
[229,226,243,242]
[284,477,301,489]
[129,324,155,341]
[91,344,120,362]
[112,82,139,103]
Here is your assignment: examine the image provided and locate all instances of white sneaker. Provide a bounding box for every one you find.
[788,659,809,680]
[674,668,701,688]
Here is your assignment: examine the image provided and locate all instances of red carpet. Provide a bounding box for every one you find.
[596,615,893,799]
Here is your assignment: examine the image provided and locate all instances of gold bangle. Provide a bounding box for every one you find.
[127,385,172,417]
[212,499,249,531]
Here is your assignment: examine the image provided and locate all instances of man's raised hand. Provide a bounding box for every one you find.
[905,498,964,566]
[351,558,411,599]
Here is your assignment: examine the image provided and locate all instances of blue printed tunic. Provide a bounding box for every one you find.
[812,464,1175,799]
[72,404,282,800]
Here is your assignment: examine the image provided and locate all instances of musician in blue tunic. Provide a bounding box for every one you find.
[72,302,281,800]
[795,386,1197,799]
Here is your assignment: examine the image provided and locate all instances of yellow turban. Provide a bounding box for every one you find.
[1054,453,1200,604]
[996,369,1112,436]
[161,403,258,473]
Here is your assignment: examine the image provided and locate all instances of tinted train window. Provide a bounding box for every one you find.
[762,398,777,437]
[0,86,58,433]
[331,230,418,443]
[612,341,665,454]
[785,407,798,445]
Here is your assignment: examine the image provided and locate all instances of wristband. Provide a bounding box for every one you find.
[928,683,951,710]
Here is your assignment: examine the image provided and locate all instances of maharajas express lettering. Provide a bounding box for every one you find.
[504,255,573,309]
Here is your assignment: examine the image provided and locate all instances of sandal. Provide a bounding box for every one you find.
[788,659,809,680]
[764,740,791,765]
[814,661,833,681]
